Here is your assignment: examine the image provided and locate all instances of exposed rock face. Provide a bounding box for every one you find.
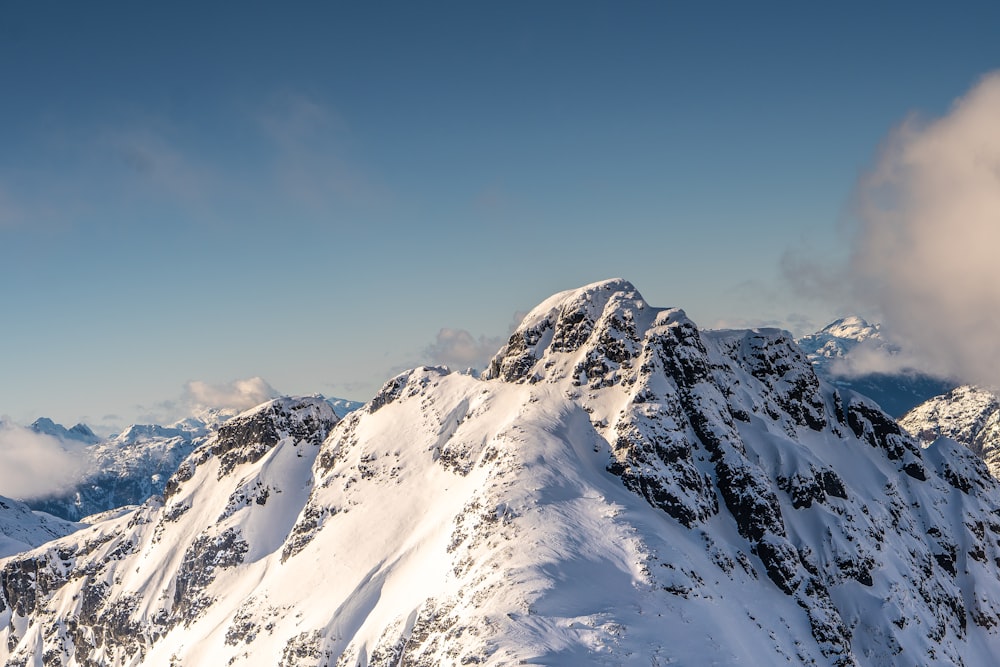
[5,280,1000,666]
[482,279,972,665]
[483,279,1000,664]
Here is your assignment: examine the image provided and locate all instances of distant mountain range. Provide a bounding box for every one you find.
[797,316,954,417]
[19,396,364,521]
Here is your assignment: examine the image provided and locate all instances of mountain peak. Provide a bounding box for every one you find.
[67,423,97,440]
[515,277,643,329]
[487,277,678,384]
[29,417,101,444]
[798,316,955,417]
[818,315,879,341]
[164,395,339,501]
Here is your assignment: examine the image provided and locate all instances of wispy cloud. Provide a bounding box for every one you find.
[0,422,86,499]
[104,125,220,208]
[423,310,531,372]
[826,341,929,379]
[258,92,386,210]
[136,377,281,425]
[183,377,280,412]
[0,91,386,237]
[846,72,1000,386]
[424,328,507,371]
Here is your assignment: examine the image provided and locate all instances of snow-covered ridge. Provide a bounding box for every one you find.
[901,385,1000,477]
[18,395,364,521]
[5,280,1000,665]
[0,496,80,558]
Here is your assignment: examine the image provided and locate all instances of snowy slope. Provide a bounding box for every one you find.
[22,396,364,522]
[0,496,80,558]
[5,280,1000,666]
[30,408,278,522]
[900,385,1000,478]
[798,317,953,417]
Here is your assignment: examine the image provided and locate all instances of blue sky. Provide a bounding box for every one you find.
[2,2,998,429]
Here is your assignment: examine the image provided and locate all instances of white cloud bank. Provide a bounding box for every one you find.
[850,72,1000,386]
[0,423,86,500]
[827,341,928,379]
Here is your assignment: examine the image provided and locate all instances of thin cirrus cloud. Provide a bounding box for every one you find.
[257,92,386,211]
[106,126,221,207]
[105,94,377,216]
[848,71,1000,387]
[0,92,379,233]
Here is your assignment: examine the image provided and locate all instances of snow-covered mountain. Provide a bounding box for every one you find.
[0,495,80,558]
[798,316,953,417]
[29,418,101,445]
[900,385,1000,478]
[800,316,883,354]
[325,396,365,418]
[22,397,365,521]
[5,279,1000,665]
[24,418,213,521]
